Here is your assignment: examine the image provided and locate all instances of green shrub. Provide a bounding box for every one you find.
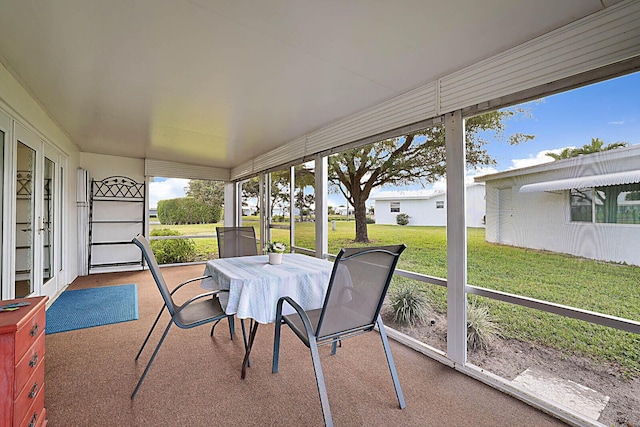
[366,216,375,224]
[467,297,500,351]
[149,228,196,264]
[157,197,221,225]
[396,213,410,226]
[390,285,429,327]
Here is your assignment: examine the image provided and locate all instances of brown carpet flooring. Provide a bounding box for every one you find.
[44,265,567,426]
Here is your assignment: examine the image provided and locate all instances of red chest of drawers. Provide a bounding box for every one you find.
[0,296,48,427]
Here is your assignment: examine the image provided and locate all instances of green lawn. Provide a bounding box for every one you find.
[151,220,640,375]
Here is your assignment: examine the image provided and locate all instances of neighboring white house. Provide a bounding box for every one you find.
[334,205,354,216]
[474,144,640,266]
[373,183,486,227]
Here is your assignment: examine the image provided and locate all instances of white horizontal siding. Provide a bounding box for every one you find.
[439,1,640,113]
[306,83,437,154]
[230,161,253,181]
[252,137,306,173]
[145,159,229,181]
[235,0,640,181]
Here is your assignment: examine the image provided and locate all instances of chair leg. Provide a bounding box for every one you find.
[135,305,165,361]
[330,338,342,355]
[228,316,235,340]
[272,310,283,373]
[210,319,221,337]
[376,315,406,409]
[210,316,235,340]
[132,319,174,399]
[309,336,334,427]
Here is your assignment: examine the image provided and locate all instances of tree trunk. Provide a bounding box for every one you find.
[354,198,369,242]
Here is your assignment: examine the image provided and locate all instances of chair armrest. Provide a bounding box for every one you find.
[276,296,315,335]
[170,275,228,296]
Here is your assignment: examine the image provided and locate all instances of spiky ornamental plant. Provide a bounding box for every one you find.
[466,298,500,352]
[391,285,430,327]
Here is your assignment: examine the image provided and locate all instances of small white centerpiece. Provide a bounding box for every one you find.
[266,241,287,265]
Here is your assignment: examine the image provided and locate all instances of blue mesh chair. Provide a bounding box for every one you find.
[216,226,258,258]
[272,245,406,426]
[130,234,235,398]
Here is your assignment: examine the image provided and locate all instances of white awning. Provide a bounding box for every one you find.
[519,170,640,193]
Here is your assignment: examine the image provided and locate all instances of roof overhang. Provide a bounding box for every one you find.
[519,170,640,193]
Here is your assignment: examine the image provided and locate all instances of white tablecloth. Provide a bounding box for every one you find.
[201,253,334,324]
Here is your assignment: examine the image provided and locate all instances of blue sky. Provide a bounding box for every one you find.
[150,71,640,208]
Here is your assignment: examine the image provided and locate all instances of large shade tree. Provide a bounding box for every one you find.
[190,165,315,220]
[328,110,534,242]
[187,179,225,205]
[547,138,630,223]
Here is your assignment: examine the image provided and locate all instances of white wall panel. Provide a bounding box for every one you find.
[439,1,640,113]
[145,159,229,181]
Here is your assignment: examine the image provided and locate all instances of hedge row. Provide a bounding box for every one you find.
[149,228,195,264]
[157,197,221,225]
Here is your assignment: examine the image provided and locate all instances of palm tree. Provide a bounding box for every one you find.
[546,138,627,160]
[546,147,578,160]
[573,137,627,155]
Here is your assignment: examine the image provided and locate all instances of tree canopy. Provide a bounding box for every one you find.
[546,138,627,160]
[328,109,534,242]
[187,180,225,205]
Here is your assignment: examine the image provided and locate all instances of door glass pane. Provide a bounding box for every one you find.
[59,165,64,272]
[42,157,54,284]
[16,142,35,297]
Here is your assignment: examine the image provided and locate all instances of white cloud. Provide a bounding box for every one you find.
[509,149,560,169]
[608,120,624,125]
[149,178,189,208]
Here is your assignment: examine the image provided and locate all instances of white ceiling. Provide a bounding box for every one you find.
[0,0,620,170]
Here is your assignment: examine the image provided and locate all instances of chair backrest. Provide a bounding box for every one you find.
[316,244,406,340]
[216,226,258,258]
[132,234,178,316]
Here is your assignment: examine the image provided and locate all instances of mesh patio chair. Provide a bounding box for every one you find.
[216,226,258,258]
[272,245,407,427]
[215,226,259,362]
[130,234,235,398]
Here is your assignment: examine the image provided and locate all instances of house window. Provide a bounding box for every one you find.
[390,202,400,213]
[571,184,640,224]
[570,188,592,222]
[436,200,444,209]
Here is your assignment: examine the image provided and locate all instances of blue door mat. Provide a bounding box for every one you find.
[46,284,138,334]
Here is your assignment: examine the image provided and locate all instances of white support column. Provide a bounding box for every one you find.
[76,168,90,276]
[445,110,467,365]
[259,175,267,253]
[223,181,237,227]
[144,176,151,238]
[289,166,295,251]
[314,155,328,259]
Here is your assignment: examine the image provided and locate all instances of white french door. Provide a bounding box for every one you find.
[9,121,62,299]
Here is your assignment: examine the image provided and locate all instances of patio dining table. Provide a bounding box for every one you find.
[201,253,334,378]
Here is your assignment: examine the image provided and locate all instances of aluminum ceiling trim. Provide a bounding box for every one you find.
[519,170,640,193]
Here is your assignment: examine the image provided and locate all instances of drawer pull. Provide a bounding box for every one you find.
[30,323,39,337]
[29,352,39,367]
[28,382,39,398]
[28,413,38,427]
